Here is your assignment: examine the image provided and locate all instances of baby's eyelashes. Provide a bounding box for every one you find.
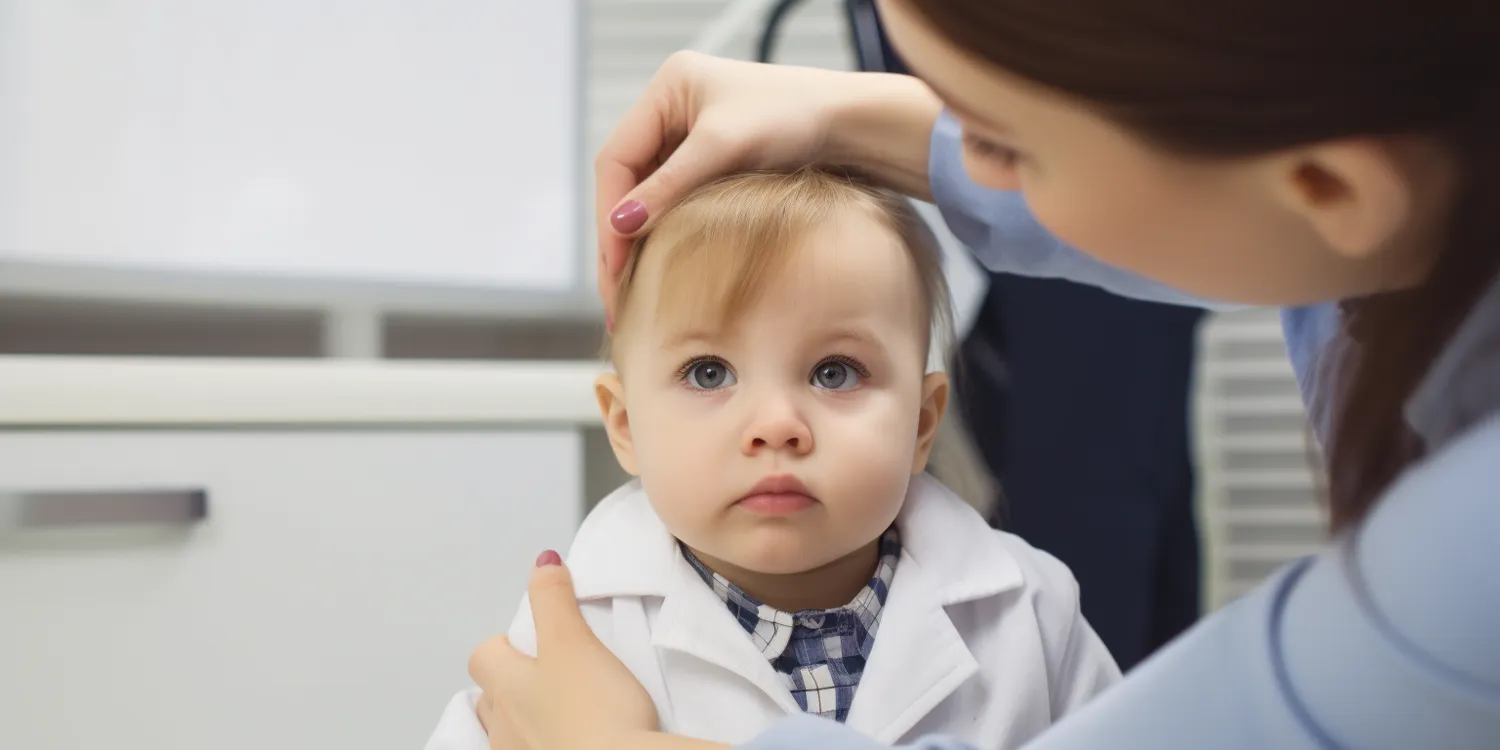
[680,357,736,390]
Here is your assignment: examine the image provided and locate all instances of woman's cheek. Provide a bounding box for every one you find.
[1026,182,1140,272]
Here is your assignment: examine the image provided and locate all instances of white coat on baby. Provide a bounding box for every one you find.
[425,474,1121,750]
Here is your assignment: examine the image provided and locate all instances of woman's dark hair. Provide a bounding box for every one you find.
[906,0,1499,531]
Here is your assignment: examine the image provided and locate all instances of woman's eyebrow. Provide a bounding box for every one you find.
[910,71,1015,135]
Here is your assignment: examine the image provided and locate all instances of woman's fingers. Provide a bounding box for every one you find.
[476,690,530,750]
[475,690,492,733]
[591,52,862,319]
[468,637,544,750]
[593,54,694,315]
[593,114,659,318]
[472,553,663,749]
[619,123,736,232]
[597,124,742,326]
[467,634,533,693]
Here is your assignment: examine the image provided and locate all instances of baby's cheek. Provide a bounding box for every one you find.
[636,468,712,550]
[634,423,724,527]
[826,418,916,508]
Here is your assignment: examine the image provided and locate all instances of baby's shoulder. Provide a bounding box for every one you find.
[982,527,1083,603]
[563,479,669,571]
[570,479,651,540]
[936,523,1085,639]
[902,474,1083,618]
[548,479,678,606]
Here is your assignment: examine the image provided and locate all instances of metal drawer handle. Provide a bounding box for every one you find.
[0,489,208,527]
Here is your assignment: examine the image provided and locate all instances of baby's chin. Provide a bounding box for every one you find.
[699,528,860,577]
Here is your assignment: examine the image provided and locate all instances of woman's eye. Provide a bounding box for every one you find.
[686,359,736,390]
[811,360,861,391]
[962,132,1022,168]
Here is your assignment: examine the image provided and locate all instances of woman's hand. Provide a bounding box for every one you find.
[593,51,942,321]
[474,688,527,750]
[468,554,659,750]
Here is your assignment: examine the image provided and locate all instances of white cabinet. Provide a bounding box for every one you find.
[0,358,602,750]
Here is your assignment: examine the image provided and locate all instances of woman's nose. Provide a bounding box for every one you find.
[741,400,814,456]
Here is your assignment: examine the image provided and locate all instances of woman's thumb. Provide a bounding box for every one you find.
[611,134,732,239]
[467,635,529,691]
[527,553,595,653]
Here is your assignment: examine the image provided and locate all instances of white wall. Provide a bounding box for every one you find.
[0,0,580,291]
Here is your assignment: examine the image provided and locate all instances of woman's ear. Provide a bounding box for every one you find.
[594,373,639,475]
[911,372,951,473]
[1271,138,1414,260]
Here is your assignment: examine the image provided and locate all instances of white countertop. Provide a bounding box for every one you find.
[0,356,605,427]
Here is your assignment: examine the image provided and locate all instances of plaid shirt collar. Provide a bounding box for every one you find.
[680,527,900,660]
[680,527,901,721]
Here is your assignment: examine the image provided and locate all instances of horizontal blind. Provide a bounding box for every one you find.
[1194,308,1327,609]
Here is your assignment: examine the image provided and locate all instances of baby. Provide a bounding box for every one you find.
[426,168,1120,749]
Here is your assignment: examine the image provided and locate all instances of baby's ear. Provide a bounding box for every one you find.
[594,373,640,475]
[911,372,950,473]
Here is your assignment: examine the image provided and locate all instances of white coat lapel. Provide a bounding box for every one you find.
[649,556,803,715]
[842,550,979,743]
[568,475,1019,743]
[843,474,1022,743]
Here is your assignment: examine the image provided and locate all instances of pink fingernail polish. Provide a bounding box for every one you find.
[535,550,562,567]
[605,310,615,333]
[610,200,647,234]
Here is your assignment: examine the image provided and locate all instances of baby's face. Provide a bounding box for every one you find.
[598,209,947,576]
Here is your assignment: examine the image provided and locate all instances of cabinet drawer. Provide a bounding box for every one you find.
[0,429,582,750]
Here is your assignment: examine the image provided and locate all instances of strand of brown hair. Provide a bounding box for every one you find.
[1325,114,1500,531]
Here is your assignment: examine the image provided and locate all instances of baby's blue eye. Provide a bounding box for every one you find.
[687,360,736,389]
[812,361,859,391]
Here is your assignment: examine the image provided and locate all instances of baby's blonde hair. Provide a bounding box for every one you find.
[608,166,955,362]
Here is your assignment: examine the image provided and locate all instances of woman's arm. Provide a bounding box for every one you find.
[825,71,943,201]
[592,53,1223,319]
[1025,410,1500,749]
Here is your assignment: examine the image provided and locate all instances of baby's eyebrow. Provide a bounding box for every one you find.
[660,327,724,350]
[655,324,889,352]
[808,326,888,351]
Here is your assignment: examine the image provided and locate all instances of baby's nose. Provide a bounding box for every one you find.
[742,402,813,455]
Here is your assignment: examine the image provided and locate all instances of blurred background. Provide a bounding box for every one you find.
[0,2,1324,748]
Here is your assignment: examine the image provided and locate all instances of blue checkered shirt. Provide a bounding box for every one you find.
[681,527,900,723]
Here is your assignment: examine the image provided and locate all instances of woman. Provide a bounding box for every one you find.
[470,0,1500,747]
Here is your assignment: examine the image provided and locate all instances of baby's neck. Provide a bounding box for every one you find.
[689,540,880,613]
